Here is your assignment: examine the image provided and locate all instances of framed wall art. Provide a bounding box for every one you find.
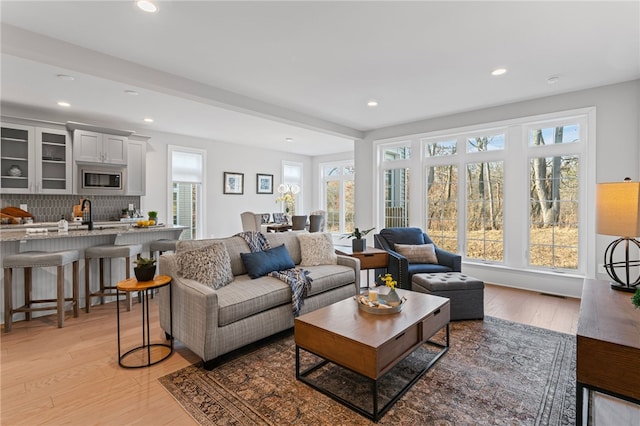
[256,173,274,194]
[223,172,244,194]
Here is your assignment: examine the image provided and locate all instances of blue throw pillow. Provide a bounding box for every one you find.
[240,244,295,279]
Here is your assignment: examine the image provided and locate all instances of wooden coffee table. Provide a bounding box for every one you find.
[294,288,450,421]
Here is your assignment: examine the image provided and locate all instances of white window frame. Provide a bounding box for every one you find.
[167,145,206,240]
[282,160,303,214]
[374,107,595,278]
[319,160,355,234]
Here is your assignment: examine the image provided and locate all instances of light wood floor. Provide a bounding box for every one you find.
[1,284,580,425]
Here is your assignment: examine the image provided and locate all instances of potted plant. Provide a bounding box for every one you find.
[341,227,375,252]
[148,211,158,225]
[633,288,640,309]
[133,257,157,282]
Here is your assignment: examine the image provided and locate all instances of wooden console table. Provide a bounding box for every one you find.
[576,278,640,424]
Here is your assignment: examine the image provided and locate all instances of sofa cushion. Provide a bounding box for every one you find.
[240,244,295,278]
[216,275,291,326]
[177,237,247,277]
[176,242,233,289]
[265,232,302,264]
[394,243,439,264]
[407,263,452,275]
[297,232,337,266]
[303,264,356,297]
[380,227,425,247]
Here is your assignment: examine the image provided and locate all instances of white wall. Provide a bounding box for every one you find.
[141,130,314,238]
[355,79,640,296]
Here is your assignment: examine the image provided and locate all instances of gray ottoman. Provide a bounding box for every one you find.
[412,272,484,321]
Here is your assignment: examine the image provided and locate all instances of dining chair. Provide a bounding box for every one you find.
[292,215,308,231]
[308,214,324,232]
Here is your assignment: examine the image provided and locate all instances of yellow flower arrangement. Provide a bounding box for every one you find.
[379,273,397,290]
[275,192,296,213]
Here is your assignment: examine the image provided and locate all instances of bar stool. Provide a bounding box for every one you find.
[84,244,142,313]
[149,239,178,259]
[3,250,80,332]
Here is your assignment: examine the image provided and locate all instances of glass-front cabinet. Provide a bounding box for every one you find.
[1,123,72,194]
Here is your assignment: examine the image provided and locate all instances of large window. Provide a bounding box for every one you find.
[321,161,354,233]
[282,161,303,214]
[426,164,458,253]
[377,110,590,276]
[169,146,205,240]
[527,122,581,270]
[381,142,411,227]
[466,160,504,261]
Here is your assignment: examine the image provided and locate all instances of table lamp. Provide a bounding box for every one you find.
[596,178,640,291]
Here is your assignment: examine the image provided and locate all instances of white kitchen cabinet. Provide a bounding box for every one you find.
[126,138,147,195]
[73,129,127,165]
[1,123,72,194]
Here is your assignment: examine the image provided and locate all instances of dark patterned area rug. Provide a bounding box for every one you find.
[159,316,575,425]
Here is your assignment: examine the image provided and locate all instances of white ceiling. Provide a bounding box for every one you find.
[1,1,639,156]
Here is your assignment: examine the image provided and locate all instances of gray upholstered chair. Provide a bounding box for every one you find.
[309,210,327,232]
[240,211,262,232]
[374,227,461,290]
[308,214,324,232]
[272,212,286,224]
[292,215,308,230]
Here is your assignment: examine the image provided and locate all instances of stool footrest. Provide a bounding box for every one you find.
[13,300,76,313]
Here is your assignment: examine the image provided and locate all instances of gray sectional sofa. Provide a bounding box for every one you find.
[158,231,360,369]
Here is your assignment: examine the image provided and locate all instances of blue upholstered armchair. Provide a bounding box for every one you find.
[374,227,461,290]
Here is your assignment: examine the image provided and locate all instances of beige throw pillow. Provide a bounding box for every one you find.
[297,232,338,266]
[394,243,439,264]
[177,242,234,289]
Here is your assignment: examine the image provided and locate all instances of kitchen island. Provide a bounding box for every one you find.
[1,223,186,326]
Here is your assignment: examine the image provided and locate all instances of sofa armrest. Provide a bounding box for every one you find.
[159,254,220,361]
[434,248,462,272]
[336,254,361,292]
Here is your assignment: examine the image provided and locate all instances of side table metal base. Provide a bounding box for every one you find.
[116,275,173,368]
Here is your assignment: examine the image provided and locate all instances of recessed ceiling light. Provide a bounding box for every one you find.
[57,101,71,107]
[547,75,560,85]
[491,68,507,76]
[143,117,154,123]
[285,138,294,143]
[125,90,139,96]
[136,0,158,13]
[367,100,379,107]
[56,74,74,81]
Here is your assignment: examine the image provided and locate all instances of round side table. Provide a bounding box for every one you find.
[116,275,172,368]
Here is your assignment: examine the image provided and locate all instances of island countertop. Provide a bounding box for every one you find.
[0,223,187,242]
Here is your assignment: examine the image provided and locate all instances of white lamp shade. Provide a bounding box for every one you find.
[596,181,640,238]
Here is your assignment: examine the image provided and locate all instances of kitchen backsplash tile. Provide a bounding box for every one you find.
[1,194,141,222]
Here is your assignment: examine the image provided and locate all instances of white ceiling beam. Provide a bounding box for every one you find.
[1,24,363,141]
